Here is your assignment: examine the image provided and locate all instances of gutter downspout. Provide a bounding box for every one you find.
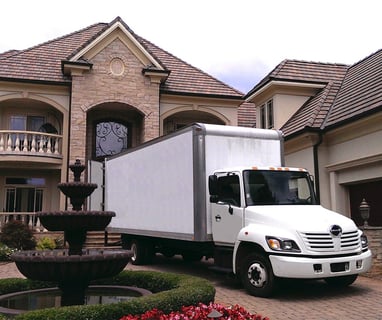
[313,132,323,203]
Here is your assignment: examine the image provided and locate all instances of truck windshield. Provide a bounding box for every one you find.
[243,170,317,206]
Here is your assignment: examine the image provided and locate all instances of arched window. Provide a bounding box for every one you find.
[95,121,129,159]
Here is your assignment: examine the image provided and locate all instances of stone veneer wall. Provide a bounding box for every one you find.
[363,227,382,274]
[70,38,160,163]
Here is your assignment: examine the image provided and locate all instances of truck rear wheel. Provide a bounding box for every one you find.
[241,253,277,297]
[324,274,358,287]
[130,240,154,265]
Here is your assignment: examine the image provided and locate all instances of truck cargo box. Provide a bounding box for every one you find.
[105,123,283,242]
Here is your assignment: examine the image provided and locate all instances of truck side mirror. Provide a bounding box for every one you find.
[208,175,219,203]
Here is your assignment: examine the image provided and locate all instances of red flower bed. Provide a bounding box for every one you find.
[120,302,269,320]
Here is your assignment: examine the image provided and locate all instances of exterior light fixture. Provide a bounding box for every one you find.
[359,198,370,227]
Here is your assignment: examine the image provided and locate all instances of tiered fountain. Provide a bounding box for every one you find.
[7,159,133,309]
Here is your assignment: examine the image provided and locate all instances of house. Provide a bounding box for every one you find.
[245,54,382,272]
[0,17,254,221]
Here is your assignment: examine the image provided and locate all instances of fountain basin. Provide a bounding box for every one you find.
[58,182,98,210]
[11,249,131,282]
[36,211,115,231]
[58,182,98,197]
[0,285,151,316]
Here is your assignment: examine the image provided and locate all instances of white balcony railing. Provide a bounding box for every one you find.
[0,130,62,157]
[0,212,44,232]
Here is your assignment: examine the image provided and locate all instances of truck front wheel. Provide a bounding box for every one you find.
[241,253,277,297]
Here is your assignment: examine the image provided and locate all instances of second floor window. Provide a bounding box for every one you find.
[259,99,274,129]
[10,115,45,132]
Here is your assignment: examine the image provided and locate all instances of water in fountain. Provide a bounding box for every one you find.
[3,160,137,314]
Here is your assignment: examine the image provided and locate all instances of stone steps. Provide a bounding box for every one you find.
[84,231,121,248]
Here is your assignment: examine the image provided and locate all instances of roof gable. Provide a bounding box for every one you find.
[69,17,164,71]
[0,17,241,99]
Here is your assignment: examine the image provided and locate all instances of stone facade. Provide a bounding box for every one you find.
[363,227,382,274]
[70,38,161,164]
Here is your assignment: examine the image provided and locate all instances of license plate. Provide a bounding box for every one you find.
[330,262,349,272]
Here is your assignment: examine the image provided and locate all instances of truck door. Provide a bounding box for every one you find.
[211,173,244,246]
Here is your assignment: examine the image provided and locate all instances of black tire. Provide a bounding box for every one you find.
[324,274,358,287]
[240,253,277,297]
[130,240,150,265]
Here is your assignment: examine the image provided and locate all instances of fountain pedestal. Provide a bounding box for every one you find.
[11,159,132,306]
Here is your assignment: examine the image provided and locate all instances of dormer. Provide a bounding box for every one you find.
[244,60,350,130]
[245,80,324,129]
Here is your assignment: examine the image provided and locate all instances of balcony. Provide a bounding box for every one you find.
[0,130,63,160]
[0,212,45,232]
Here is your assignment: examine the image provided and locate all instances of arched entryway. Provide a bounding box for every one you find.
[162,110,227,135]
[86,102,144,162]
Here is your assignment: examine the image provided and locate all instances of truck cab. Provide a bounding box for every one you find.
[209,166,372,297]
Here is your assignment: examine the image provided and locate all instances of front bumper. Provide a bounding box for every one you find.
[269,250,372,278]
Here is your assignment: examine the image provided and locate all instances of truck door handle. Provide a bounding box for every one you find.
[215,215,221,222]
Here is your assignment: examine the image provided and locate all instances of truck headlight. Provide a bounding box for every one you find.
[266,236,301,252]
[361,233,368,248]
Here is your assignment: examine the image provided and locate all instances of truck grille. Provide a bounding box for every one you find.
[299,230,360,252]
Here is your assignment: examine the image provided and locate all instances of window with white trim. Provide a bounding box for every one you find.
[259,99,274,129]
[4,177,45,212]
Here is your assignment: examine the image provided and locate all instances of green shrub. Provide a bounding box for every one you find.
[36,237,56,250]
[0,220,36,250]
[0,270,215,320]
[0,243,16,261]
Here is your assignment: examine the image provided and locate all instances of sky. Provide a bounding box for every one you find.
[1,0,381,93]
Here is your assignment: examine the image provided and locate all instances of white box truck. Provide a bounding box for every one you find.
[104,123,372,297]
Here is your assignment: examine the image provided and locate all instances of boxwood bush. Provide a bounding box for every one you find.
[0,271,215,320]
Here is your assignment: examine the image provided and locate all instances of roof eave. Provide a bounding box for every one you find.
[245,79,326,102]
[0,76,71,86]
[142,68,170,84]
[61,60,93,76]
[323,106,382,133]
[160,89,244,101]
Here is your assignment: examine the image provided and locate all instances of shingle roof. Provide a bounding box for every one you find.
[237,101,256,127]
[280,61,348,136]
[250,51,382,137]
[246,60,349,137]
[323,48,382,128]
[245,59,346,99]
[0,17,242,99]
[0,23,107,83]
[138,37,242,97]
